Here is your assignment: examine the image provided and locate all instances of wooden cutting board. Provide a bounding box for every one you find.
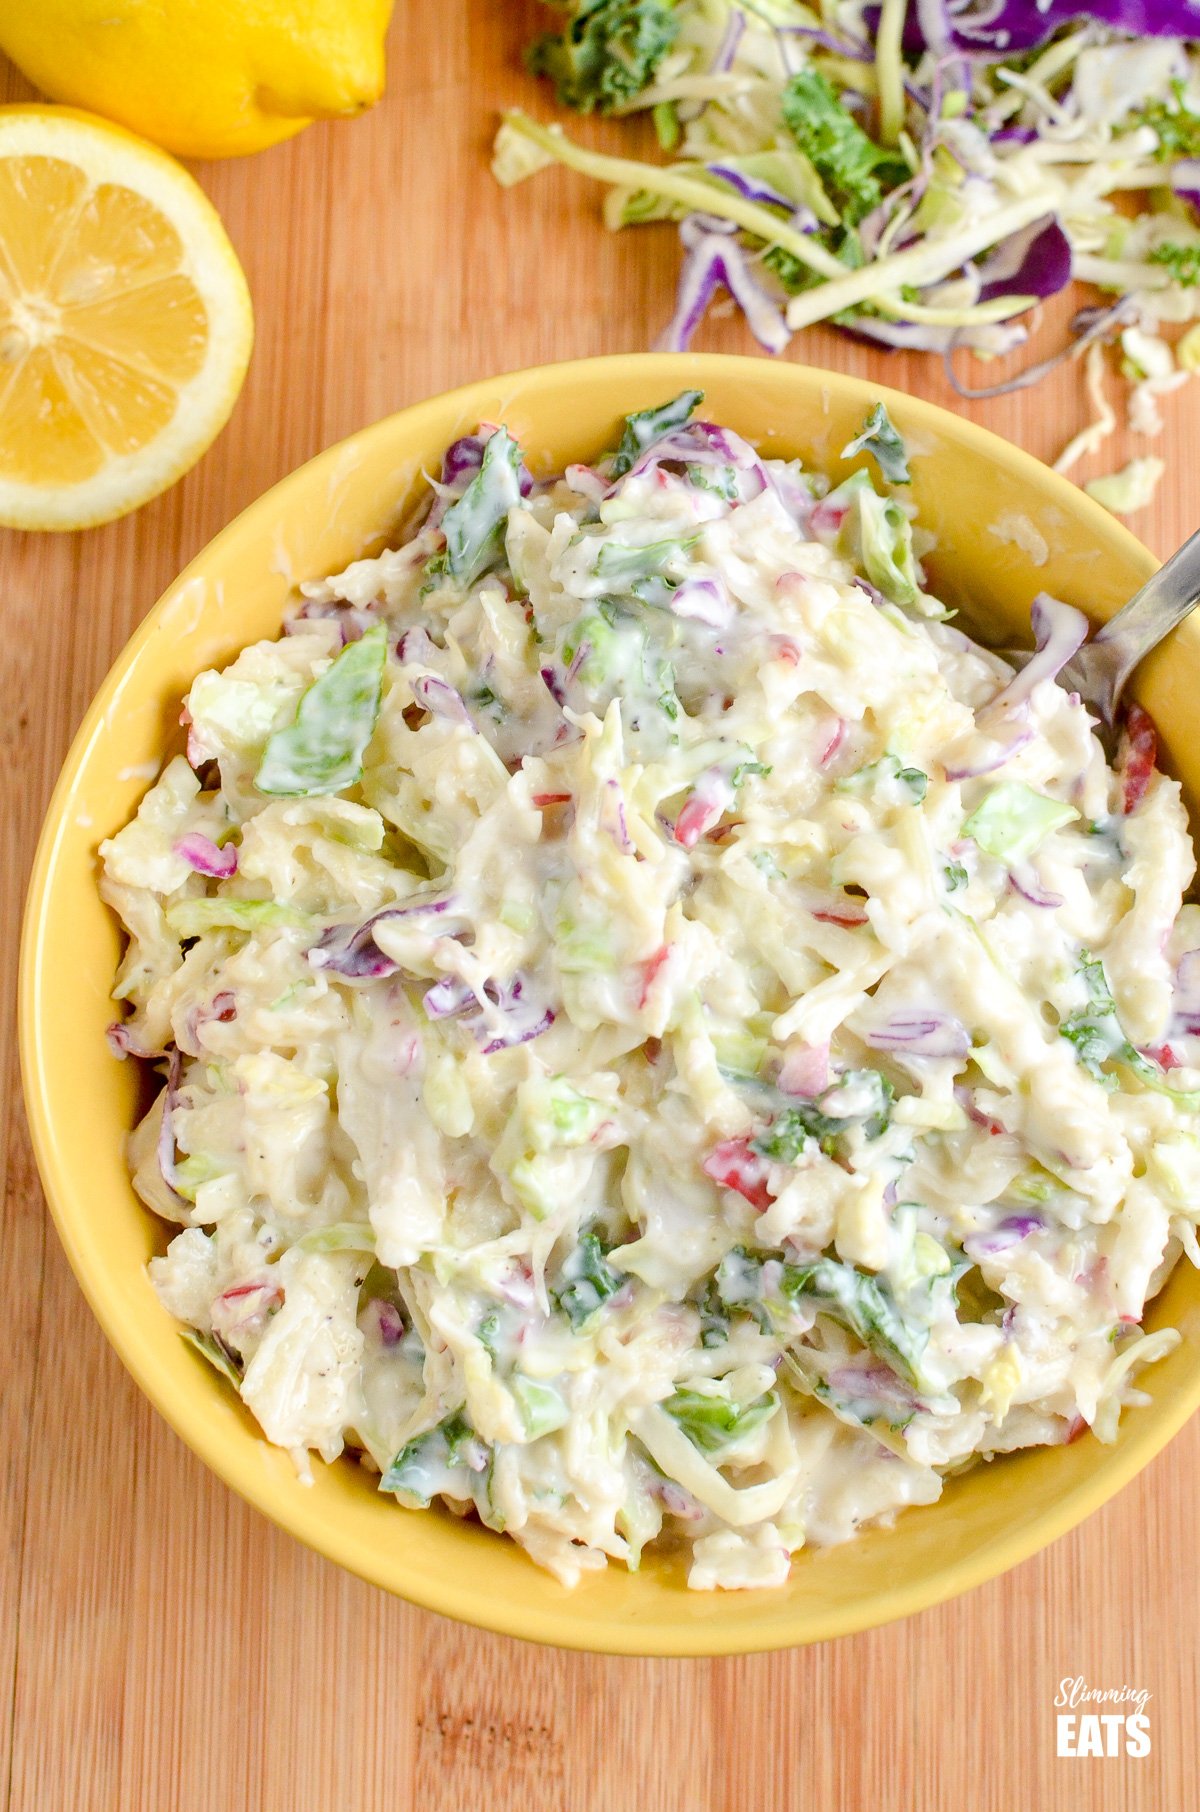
[2,8,1198,1808]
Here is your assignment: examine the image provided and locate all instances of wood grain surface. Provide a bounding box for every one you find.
[3,8,1199,1809]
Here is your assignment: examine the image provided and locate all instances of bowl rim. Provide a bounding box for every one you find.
[22,350,1195,1656]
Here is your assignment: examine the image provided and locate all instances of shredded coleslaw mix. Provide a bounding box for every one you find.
[496,1,1200,505]
[104,395,1200,1590]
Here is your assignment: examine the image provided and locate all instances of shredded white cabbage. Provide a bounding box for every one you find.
[1084,455,1166,515]
[106,396,1200,1590]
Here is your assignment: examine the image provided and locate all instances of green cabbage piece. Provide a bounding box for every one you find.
[840,401,911,484]
[523,1077,609,1150]
[1060,950,1200,1106]
[752,1069,894,1164]
[527,0,680,114]
[181,1327,242,1389]
[593,532,701,604]
[555,1232,624,1328]
[379,1410,486,1504]
[165,898,310,938]
[170,1153,233,1202]
[780,1257,928,1389]
[781,69,905,227]
[705,149,839,226]
[255,623,387,798]
[822,468,921,605]
[561,601,632,687]
[510,1374,570,1438]
[853,482,921,605]
[432,426,526,587]
[1058,950,1123,1085]
[664,1384,779,1454]
[294,1223,377,1254]
[962,781,1079,863]
[610,388,703,478]
[653,99,680,150]
[607,149,840,231]
[694,1274,731,1348]
[837,753,927,804]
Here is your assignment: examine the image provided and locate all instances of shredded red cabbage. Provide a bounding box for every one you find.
[180,989,238,1057]
[1171,159,1200,215]
[422,975,477,1019]
[311,895,463,980]
[287,599,381,645]
[106,1020,156,1060]
[964,1214,1043,1258]
[712,7,745,72]
[944,294,1136,401]
[826,1362,921,1409]
[986,593,1088,715]
[601,777,633,851]
[942,721,1036,781]
[1171,950,1200,1036]
[976,216,1072,304]
[539,664,567,706]
[866,1013,971,1058]
[439,433,535,497]
[904,0,1200,52]
[156,1047,189,1207]
[669,577,734,628]
[412,673,475,726]
[476,974,556,1054]
[657,223,790,356]
[174,832,238,879]
[704,161,794,210]
[849,315,1029,355]
[627,418,761,475]
[1008,864,1064,909]
[422,971,555,1053]
[395,625,440,666]
[441,435,488,487]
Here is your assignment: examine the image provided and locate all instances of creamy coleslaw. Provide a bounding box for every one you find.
[103,394,1200,1590]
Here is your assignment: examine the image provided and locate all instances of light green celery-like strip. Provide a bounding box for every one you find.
[784,192,1051,330]
[1073,254,1174,293]
[987,28,1090,123]
[874,0,906,147]
[494,109,846,282]
[1094,165,1173,189]
[873,292,1037,326]
[994,66,1073,127]
[612,74,749,114]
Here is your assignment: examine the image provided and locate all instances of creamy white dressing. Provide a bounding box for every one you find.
[103,399,1200,1591]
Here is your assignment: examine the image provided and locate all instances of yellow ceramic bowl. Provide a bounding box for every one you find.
[20,354,1200,1654]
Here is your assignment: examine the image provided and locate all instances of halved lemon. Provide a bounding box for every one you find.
[0,107,254,531]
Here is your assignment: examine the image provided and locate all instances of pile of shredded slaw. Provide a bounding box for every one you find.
[496,1,1200,509]
[104,394,1200,1590]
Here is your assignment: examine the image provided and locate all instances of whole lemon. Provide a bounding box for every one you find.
[0,0,395,159]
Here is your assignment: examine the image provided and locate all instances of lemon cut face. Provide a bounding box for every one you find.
[0,108,254,530]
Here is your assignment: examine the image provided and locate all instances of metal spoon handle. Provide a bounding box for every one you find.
[1096,525,1200,657]
[1065,524,1200,726]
